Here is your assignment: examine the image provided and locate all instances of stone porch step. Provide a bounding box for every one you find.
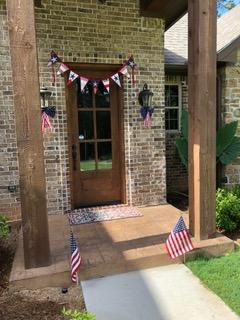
[9,207,235,289]
[79,242,181,280]
[78,233,235,280]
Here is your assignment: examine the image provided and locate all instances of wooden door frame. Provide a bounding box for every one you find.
[65,63,126,209]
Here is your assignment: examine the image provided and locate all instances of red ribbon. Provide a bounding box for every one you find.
[132,67,136,85]
[51,65,56,85]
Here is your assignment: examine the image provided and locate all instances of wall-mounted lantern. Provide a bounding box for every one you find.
[40,87,56,134]
[138,83,153,108]
[139,83,154,128]
[40,86,52,108]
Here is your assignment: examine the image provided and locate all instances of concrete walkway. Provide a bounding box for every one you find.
[81,264,239,320]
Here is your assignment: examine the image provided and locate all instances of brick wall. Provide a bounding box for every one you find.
[165,74,188,193]
[0,0,167,218]
[219,50,240,186]
[0,1,21,220]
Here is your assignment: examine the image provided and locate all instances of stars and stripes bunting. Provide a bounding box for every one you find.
[102,79,110,92]
[47,50,137,89]
[57,63,69,76]
[47,50,61,67]
[93,80,99,94]
[70,231,81,283]
[47,50,61,84]
[166,216,194,259]
[67,71,79,86]
[127,55,137,84]
[120,65,130,79]
[111,73,121,87]
[80,76,89,91]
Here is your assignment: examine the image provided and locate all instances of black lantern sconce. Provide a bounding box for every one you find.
[40,86,56,121]
[139,83,154,128]
[40,86,52,108]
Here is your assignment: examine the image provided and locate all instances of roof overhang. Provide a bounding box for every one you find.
[165,64,187,75]
[217,36,240,63]
[165,61,230,75]
[140,0,188,30]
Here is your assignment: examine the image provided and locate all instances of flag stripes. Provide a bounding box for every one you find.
[166,216,194,259]
[70,231,81,283]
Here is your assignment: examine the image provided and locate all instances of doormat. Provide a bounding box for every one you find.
[68,204,142,225]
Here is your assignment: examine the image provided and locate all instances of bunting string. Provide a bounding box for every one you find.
[47,50,137,91]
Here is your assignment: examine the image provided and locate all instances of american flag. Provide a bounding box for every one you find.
[70,231,81,283]
[166,216,194,259]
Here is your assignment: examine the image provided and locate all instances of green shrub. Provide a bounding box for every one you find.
[62,308,96,320]
[231,185,240,198]
[0,215,9,239]
[216,188,240,232]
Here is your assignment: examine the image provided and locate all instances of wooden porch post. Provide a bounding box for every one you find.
[188,0,217,240]
[6,0,51,268]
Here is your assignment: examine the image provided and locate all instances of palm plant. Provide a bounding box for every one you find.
[175,111,240,168]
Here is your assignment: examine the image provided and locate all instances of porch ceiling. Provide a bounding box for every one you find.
[140,0,188,29]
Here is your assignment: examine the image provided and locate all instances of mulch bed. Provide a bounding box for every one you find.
[0,228,85,320]
[224,230,240,246]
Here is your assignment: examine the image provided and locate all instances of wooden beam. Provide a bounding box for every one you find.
[6,0,51,268]
[188,0,217,240]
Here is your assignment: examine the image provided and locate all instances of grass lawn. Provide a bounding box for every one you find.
[186,249,240,316]
[80,160,112,171]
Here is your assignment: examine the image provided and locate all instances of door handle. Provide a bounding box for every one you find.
[72,144,77,170]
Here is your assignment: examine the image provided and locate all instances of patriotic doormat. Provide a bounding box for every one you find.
[68,204,142,225]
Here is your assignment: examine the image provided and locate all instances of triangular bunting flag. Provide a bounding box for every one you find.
[111,73,121,87]
[67,71,79,86]
[80,77,89,91]
[93,81,99,95]
[120,65,130,79]
[102,79,110,92]
[57,63,69,76]
[47,50,61,66]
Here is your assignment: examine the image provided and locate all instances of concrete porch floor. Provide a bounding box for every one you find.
[10,205,235,289]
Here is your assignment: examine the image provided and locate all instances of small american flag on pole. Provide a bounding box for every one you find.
[70,231,81,283]
[166,216,194,259]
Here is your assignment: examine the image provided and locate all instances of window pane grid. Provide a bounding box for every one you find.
[165,84,180,131]
[77,79,113,171]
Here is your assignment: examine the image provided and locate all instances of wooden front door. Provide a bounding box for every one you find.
[67,64,124,208]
